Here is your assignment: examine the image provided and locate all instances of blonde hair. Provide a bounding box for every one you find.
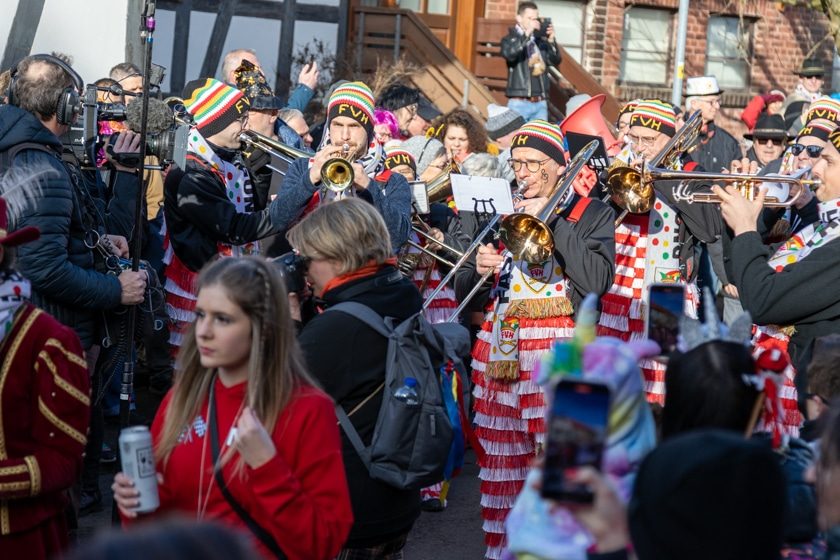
[286,198,392,275]
[156,256,317,469]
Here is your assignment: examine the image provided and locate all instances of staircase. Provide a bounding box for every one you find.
[348,6,621,123]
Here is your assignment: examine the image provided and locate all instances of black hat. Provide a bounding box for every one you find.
[629,430,785,560]
[795,58,826,78]
[784,100,809,132]
[416,97,442,122]
[233,60,283,110]
[744,114,790,141]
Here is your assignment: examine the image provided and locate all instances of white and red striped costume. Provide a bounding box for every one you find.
[596,197,699,404]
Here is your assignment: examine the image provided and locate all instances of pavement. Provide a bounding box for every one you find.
[76,387,488,559]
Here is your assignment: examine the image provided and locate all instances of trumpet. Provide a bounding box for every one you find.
[239,130,310,176]
[321,143,355,193]
[666,171,819,207]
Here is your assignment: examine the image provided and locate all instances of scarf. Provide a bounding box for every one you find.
[314,121,385,181]
[794,83,822,104]
[0,270,30,346]
[322,258,398,296]
[516,24,545,77]
[767,198,840,271]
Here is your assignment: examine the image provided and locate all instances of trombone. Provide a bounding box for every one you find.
[239,129,309,176]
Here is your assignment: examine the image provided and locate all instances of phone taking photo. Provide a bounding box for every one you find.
[541,379,611,503]
[646,283,686,356]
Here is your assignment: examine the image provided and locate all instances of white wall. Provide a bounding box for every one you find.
[0,0,130,84]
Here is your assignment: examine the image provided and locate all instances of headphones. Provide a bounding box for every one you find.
[8,53,84,125]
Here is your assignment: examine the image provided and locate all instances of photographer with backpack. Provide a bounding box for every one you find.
[288,198,441,559]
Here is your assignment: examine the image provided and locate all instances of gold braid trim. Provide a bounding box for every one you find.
[485,360,520,381]
[0,481,29,492]
[37,397,87,446]
[1,501,8,535]
[506,297,573,319]
[44,338,88,369]
[0,465,27,477]
[0,309,42,460]
[37,351,90,406]
[24,456,40,496]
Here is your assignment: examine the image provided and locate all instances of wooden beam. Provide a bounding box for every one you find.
[1,0,46,71]
[337,0,350,62]
[452,0,479,71]
[200,0,239,79]
[276,0,296,91]
[170,0,192,94]
[157,0,338,23]
[124,0,145,69]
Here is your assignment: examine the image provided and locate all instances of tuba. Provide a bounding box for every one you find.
[606,110,703,225]
[560,94,622,157]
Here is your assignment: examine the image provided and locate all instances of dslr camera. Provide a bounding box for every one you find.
[272,252,308,294]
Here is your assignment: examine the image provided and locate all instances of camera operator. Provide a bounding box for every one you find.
[501,1,560,122]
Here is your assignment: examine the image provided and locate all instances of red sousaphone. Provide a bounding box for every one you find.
[560,94,622,157]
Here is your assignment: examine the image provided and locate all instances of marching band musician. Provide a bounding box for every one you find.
[454,121,615,559]
[273,82,412,252]
[596,99,721,404]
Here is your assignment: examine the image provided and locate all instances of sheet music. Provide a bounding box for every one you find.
[409,181,430,214]
[451,173,515,215]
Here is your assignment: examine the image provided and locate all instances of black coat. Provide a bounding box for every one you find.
[690,123,742,173]
[500,26,561,99]
[298,265,423,547]
[0,105,123,349]
[164,145,278,272]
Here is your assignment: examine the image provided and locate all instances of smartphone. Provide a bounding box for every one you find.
[646,283,686,355]
[541,379,611,503]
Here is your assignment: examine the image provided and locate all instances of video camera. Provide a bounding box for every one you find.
[62,73,188,171]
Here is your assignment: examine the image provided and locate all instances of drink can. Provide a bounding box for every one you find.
[118,426,160,513]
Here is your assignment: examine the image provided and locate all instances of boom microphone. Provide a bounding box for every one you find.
[125,97,174,134]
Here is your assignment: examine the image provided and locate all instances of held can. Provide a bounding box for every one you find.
[119,426,160,513]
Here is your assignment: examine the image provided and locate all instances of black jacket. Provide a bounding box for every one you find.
[500,26,561,99]
[454,193,616,312]
[0,105,124,349]
[298,265,422,547]
[164,145,279,272]
[690,122,742,173]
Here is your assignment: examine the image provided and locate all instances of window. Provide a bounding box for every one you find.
[705,16,752,90]
[619,7,672,85]
[539,0,586,64]
[397,0,448,14]
[832,48,840,91]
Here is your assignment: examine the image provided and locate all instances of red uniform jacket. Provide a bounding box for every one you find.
[0,303,90,536]
[139,378,353,560]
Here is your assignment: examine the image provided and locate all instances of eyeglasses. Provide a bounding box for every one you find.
[697,97,721,107]
[790,143,824,158]
[754,137,785,147]
[626,133,660,148]
[508,157,551,172]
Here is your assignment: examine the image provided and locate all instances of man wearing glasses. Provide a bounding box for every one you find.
[456,120,615,559]
[785,58,827,109]
[742,114,790,171]
[598,99,721,404]
[685,76,742,173]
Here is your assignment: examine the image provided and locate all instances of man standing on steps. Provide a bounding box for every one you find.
[501,1,561,122]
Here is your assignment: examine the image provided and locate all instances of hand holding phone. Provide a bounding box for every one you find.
[646,283,686,356]
[541,379,611,503]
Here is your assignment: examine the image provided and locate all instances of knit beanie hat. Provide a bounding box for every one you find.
[829,127,840,152]
[804,96,840,124]
[327,81,375,138]
[629,99,677,138]
[510,120,567,165]
[796,117,837,143]
[402,135,445,175]
[618,99,640,120]
[384,146,417,174]
[486,103,526,140]
[182,78,250,138]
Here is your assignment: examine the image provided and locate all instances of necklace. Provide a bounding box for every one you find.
[196,377,246,520]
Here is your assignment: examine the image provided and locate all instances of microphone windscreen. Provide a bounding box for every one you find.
[126,98,174,134]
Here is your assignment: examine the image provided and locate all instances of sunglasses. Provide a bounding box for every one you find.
[790,143,824,158]
[754,137,785,147]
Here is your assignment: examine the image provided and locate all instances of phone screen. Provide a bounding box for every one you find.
[541,380,610,503]
[646,283,686,355]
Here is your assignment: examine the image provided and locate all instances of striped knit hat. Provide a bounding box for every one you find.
[327,81,375,137]
[796,117,837,143]
[618,99,640,121]
[829,126,840,152]
[510,120,567,165]
[384,146,417,174]
[629,99,677,137]
[804,96,840,125]
[182,78,250,138]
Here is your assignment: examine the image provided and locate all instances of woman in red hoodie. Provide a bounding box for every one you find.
[112,256,353,559]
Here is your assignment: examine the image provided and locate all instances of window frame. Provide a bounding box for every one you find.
[618,6,675,87]
[704,14,754,91]
[538,0,587,65]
